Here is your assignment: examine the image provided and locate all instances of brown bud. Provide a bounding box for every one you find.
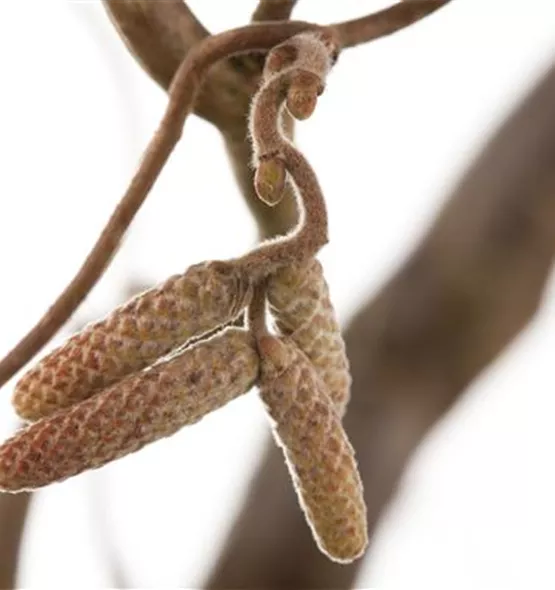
[254,157,286,206]
[286,71,323,121]
[257,336,367,563]
[13,261,252,421]
[267,258,351,414]
[0,329,259,492]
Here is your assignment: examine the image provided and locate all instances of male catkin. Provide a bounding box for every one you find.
[267,258,351,414]
[0,328,259,492]
[257,335,367,563]
[13,261,251,421]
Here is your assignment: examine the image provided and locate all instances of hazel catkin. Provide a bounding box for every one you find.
[257,335,367,563]
[267,258,351,415]
[0,328,259,492]
[13,260,251,422]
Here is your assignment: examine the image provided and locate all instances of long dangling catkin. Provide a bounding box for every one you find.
[267,257,351,415]
[0,328,258,492]
[257,335,367,563]
[13,261,251,422]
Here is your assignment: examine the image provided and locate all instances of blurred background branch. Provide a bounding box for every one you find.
[0,479,31,589]
[206,54,555,590]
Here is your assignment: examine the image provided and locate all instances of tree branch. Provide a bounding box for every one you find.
[206,59,555,589]
[0,493,31,588]
[103,0,208,89]
[333,0,450,48]
[252,0,298,23]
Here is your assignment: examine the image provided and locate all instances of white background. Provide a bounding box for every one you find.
[1,1,555,587]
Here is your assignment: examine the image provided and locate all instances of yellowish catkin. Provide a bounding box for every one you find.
[13,261,251,422]
[257,335,367,563]
[267,258,351,415]
[0,328,259,492]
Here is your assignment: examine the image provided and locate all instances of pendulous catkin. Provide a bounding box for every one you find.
[13,261,251,421]
[267,258,351,415]
[0,328,259,492]
[257,335,367,563]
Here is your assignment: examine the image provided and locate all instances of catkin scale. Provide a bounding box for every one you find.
[267,258,351,414]
[0,329,259,492]
[257,336,367,563]
[13,261,251,421]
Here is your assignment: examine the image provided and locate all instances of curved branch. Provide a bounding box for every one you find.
[0,20,322,392]
[332,0,451,48]
[252,0,298,23]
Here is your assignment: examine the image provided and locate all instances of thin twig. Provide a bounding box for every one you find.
[332,0,450,48]
[0,21,322,392]
[252,0,298,23]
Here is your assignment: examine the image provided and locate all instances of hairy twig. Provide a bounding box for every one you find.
[0,20,322,393]
[252,0,299,23]
[207,59,555,589]
[104,0,453,166]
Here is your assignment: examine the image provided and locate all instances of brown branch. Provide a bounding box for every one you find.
[0,426,31,590]
[103,0,257,127]
[103,0,208,89]
[332,0,451,48]
[0,20,322,393]
[206,60,555,589]
[252,0,298,22]
[0,492,31,589]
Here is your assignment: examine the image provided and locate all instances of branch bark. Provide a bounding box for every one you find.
[252,0,298,23]
[0,487,31,588]
[333,0,450,48]
[206,60,555,589]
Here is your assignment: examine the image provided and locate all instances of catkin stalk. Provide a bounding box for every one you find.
[1,329,258,492]
[13,261,251,421]
[257,335,367,563]
[267,258,351,414]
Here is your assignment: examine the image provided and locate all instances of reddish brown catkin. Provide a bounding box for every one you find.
[257,335,367,563]
[0,328,259,492]
[267,258,351,415]
[13,261,251,422]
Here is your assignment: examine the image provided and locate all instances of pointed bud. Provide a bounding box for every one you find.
[255,157,287,206]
